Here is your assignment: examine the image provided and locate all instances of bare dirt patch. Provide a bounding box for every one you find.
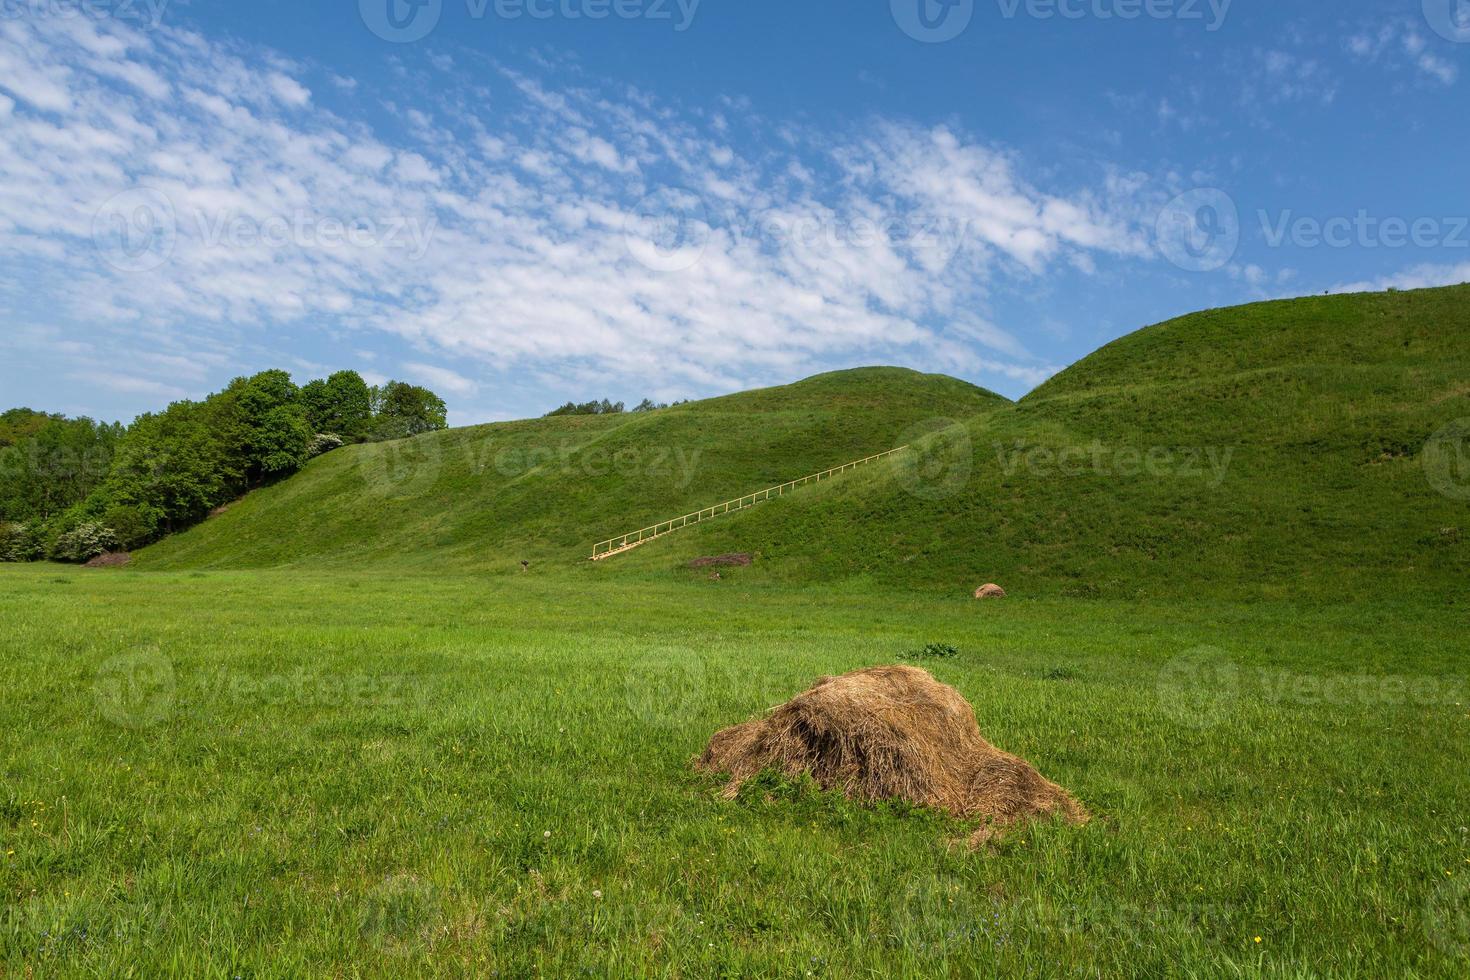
[84,552,131,568]
[687,554,754,569]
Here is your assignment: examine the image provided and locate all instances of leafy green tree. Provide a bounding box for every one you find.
[0,408,57,448]
[4,365,445,561]
[544,398,627,417]
[0,415,121,523]
[94,401,234,536]
[301,370,373,440]
[370,382,448,439]
[233,370,312,479]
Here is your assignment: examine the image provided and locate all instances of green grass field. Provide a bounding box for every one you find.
[7,287,1469,975]
[3,565,1467,977]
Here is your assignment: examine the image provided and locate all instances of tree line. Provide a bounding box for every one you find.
[0,371,446,563]
[543,397,686,417]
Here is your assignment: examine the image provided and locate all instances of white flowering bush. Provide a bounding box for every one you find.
[0,523,41,562]
[307,433,346,458]
[49,522,120,563]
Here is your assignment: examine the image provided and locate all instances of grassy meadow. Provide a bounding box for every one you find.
[2,564,1467,977]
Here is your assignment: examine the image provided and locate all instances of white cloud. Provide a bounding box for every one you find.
[1249,49,1338,105]
[404,362,477,396]
[266,72,311,107]
[1345,22,1460,86]
[67,370,188,399]
[1329,262,1470,294]
[0,15,1171,405]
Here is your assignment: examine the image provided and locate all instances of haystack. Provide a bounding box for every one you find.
[696,665,1086,844]
[974,584,1006,599]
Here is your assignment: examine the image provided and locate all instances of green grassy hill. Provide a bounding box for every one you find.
[139,286,1470,599]
[647,286,1470,598]
[136,368,1004,570]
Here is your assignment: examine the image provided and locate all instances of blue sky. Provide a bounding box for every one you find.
[1,0,1468,425]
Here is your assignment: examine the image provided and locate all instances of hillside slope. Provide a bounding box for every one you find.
[140,286,1470,599]
[137,368,1005,570]
[627,286,1470,599]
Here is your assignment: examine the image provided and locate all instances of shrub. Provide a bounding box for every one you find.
[307,433,345,458]
[0,523,41,562]
[101,503,158,551]
[49,522,119,563]
[908,642,959,660]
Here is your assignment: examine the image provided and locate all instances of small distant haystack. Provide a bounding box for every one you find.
[84,552,131,569]
[696,666,1086,845]
[974,584,1007,599]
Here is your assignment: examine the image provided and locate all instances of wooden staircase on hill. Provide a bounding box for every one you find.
[589,446,910,561]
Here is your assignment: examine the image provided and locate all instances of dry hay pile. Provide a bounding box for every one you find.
[84,552,131,568]
[696,665,1087,844]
